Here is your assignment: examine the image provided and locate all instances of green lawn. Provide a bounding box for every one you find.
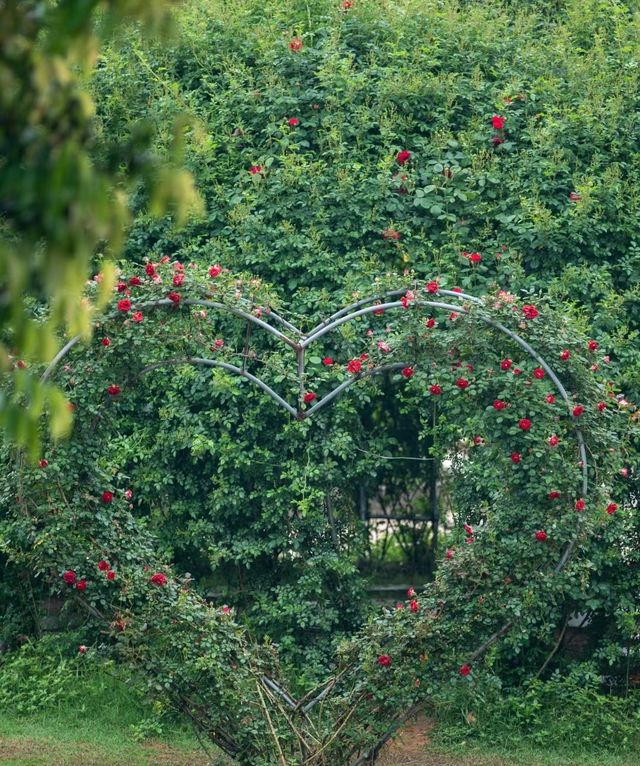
[0,713,214,766]
[2,713,639,766]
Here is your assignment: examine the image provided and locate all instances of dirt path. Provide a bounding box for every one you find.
[378,715,508,766]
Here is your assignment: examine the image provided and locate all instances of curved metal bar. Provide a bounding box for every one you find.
[264,309,303,337]
[41,336,83,382]
[306,287,480,337]
[148,357,298,417]
[303,363,408,417]
[300,300,469,348]
[183,299,299,348]
[40,298,301,384]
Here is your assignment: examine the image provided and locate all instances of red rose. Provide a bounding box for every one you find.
[341,0,353,8]
[535,530,548,542]
[407,587,416,597]
[500,358,513,370]
[76,579,87,591]
[322,357,334,366]
[445,548,454,560]
[101,338,111,347]
[548,435,559,447]
[492,115,505,129]
[289,37,303,52]
[303,392,317,404]
[117,299,131,312]
[396,150,412,165]
[425,280,440,294]
[132,311,143,323]
[429,384,442,395]
[116,282,127,293]
[382,228,400,240]
[620,468,629,478]
[63,570,77,586]
[97,560,110,572]
[167,291,181,304]
[468,252,482,264]
[287,117,300,126]
[575,498,586,511]
[572,405,584,417]
[107,385,121,396]
[532,367,545,379]
[150,573,168,586]
[597,402,606,411]
[606,503,618,515]
[106,570,116,581]
[511,452,521,464]
[78,645,87,654]
[459,663,471,677]
[425,317,436,328]
[473,436,484,445]
[493,399,507,410]
[560,349,570,360]
[401,367,414,379]
[410,599,419,613]
[377,655,392,667]
[347,359,362,374]
[145,263,156,276]
[522,305,539,320]
[173,273,185,287]
[587,340,598,351]
[451,287,463,293]
[548,490,561,500]
[519,418,532,431]
[128,276,142,287]
[102,491,113,504]
[455,378,469,389]
[209,264,222,278]
[249,165,264,175]
[546,394,555,404]
[39,459,48,468]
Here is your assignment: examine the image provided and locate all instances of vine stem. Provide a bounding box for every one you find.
[256,680,288,766]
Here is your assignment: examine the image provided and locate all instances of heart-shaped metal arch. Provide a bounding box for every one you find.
[43,285,589,582]
[43,286,588,501]
[41,285,593,764]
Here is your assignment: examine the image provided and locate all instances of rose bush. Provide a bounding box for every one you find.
[1,263,637,763]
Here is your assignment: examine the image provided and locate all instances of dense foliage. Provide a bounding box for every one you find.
[1,266,638,763]
[71,0,640,670]
[1,2,639,762]
[93,0,640,392]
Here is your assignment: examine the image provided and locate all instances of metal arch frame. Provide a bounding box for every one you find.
[41,287,588,504]
[41,286,593,765]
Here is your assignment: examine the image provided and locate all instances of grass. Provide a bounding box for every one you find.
[1,646,638,766]
[0,719,210,766]
[2,712,640,766]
